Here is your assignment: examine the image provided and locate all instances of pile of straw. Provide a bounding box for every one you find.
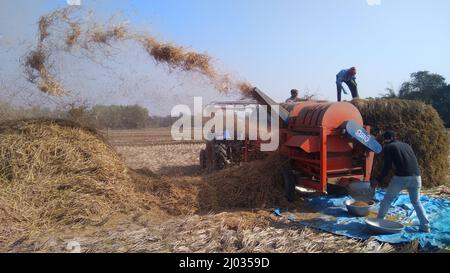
[132,154,297,215]
[0,119,156,244]
[352,99,450,187]
[0,119,293,247]
[198,154,296,212]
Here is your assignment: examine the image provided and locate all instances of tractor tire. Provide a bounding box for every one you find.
[213,143,231,171]
[282,168,296,203]
[199,149,207,169]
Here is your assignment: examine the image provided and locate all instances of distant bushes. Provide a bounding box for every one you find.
[0,101,67,121]
[89,105,151,129]
[0,102,176,129]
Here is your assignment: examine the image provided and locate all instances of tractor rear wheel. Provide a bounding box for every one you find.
[213,143,231,170]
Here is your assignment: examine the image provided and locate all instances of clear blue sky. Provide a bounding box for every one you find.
[1,0,449,113]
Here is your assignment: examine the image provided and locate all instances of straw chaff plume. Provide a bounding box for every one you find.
[352,98,450,187]
[24,7,252,97]
[24,49,66,96]
[137,36,250,93]
[88,25,128,45]
[25,8,75,95]
[238,82,254,96]
[142,37,212,73]
[66,22,81,48]
[38,8,71,43]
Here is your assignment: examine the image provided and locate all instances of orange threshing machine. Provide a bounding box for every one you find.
[252,88,382,194]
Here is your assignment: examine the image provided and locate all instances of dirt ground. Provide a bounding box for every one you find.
[6,128,448,253]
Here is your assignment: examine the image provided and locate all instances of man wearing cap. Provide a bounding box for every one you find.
[336,67,359,102]
[371,131,430,233]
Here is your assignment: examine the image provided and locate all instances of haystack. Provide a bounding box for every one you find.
[131,154,296,215]
[198,154,296,212]
[352,99,450,187]
[0,119,151,244]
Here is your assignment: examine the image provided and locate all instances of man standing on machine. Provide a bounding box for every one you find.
[336,67,359,101]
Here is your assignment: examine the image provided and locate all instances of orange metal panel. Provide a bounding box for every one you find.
[327,136,353,153]
[320,127,328,193]
[291,102,363,129]
[285,135,320,153]
[327,156,353,170]
[321,103,363,128]
[284,135,352,154]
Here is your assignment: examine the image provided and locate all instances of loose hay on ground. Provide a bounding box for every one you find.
[199,154,295,212]
[12,212,370,253]
[131,153,300,216]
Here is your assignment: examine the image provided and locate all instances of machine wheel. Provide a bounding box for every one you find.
[213,143,231,170]
[199,149,207,169]
[282,168,296,202]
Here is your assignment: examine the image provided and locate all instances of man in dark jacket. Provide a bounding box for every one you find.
[372,131,430,232]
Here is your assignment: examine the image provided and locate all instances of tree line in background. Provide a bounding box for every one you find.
[0,102,177,129]
[380,71,450,127]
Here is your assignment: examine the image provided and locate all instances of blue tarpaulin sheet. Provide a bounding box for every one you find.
[297,190,450,250]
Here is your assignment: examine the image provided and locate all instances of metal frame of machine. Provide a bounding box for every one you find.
[280,123,375,193]
[199,101,266,172]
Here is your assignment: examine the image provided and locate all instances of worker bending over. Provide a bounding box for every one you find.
[372,131,430,233]
[336,67,359,101]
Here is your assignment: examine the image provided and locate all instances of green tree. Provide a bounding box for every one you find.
[383,71,450,127]
[398,71,446,96]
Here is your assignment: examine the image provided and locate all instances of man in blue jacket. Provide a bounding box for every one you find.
[336,67,359,101]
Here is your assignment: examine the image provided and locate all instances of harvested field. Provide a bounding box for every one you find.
[117,144,204,176]
[8,212,377,253]
[104,128,203,147]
